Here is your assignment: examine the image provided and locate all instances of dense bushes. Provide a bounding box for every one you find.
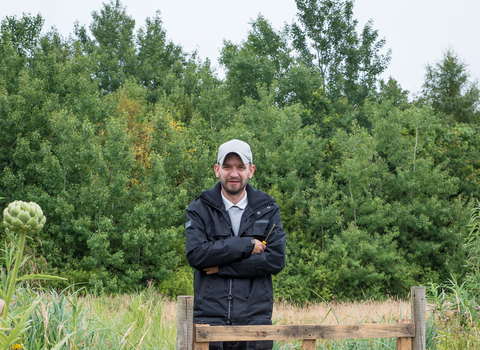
[1,0,479,301]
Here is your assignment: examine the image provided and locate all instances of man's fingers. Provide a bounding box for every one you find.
[259,240,266,251]
[204,266,219,274]
[252,239,267,254]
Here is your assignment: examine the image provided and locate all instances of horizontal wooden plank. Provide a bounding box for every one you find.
[195,323,415,342]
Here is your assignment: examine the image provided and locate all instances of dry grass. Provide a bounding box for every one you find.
[272,299,411,325]
[159,298,410,326]
[160,298,178,321]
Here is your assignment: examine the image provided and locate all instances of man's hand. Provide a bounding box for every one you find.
[252,239,266,254]
[204,266,219,274]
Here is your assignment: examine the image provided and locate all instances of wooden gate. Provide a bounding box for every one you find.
[177,286,426,350]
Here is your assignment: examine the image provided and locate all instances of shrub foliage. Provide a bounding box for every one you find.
[1,1,479,301]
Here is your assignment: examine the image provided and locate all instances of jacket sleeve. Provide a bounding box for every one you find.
[185,203,255,270]
[217,207,286,278]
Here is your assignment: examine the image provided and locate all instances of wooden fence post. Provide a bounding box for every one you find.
[176,295,194,350]
[411,286,426,350]
[396,319,412,350]
[194,324,210,350]
[301,339,316,350]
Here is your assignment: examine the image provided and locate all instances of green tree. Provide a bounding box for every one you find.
[0,13,43,58]
[430,123,480,198]
[0,13,43,94]
[420,51,480,198]
[376,77,410,109]
[220,15,293,108]
[290,0,391,106]
[368,101,468,282]
[89,0,136,92]
[136,11,186,103]
[301,124,415,299]
[1,4,476,301]
[422,48,480,124]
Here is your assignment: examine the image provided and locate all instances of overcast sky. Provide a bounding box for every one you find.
[2,0,479,98]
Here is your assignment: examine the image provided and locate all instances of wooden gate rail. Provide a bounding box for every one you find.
[177,286,426,350]
[195,322,414,350]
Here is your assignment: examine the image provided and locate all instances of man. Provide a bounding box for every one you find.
[185,139,287,350]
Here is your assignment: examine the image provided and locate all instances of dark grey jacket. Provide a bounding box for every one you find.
[185,182,286,326]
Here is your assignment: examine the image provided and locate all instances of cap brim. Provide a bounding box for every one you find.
[218,152,250,164]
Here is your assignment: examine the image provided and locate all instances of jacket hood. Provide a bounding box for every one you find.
[199,182,274,211]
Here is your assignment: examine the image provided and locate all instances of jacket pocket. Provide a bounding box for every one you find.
[194,273,207,300]
[198,277,208,299]
[208,223,231,239]
[246,275,271,301]
[244,219,269,239]
[196,273,218,300]
[246,278,253,299]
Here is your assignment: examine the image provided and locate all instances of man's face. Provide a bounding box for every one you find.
[214,153,255,197]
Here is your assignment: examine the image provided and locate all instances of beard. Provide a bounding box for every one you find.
[220,177,247,196]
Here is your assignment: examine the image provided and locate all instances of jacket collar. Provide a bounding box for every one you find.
[200,182,273,212]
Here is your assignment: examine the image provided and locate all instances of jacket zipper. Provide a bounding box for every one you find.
[208,203,273,325]
[227,278,232,324]
[215,205,233,325]
[227,210,233,325]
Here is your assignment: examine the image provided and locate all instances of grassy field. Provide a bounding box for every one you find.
[88,295,412,349]
[11,287,479,349]
[17,290,416,349]
[273,298,410,325]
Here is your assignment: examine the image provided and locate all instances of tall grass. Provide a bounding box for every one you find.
[19,286,176,349]
[10,286,465,349]
[427,278,480,350]
[421,200,480,349]
[22,288,93,349]
[86,288,176,349]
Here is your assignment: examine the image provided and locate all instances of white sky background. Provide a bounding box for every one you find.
[2,0,479,98]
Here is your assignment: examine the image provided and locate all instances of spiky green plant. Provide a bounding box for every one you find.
[0,200,65,349]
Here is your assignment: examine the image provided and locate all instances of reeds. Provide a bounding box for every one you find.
[20,287,177,349]
[12,288,464,349]
[426,278,480,349]
[85,289,176,349]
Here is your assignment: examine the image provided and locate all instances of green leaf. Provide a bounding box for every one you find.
[0,288,8,300]
[50,332,75,350]
[16,274,67,282]
[5,229,20,251]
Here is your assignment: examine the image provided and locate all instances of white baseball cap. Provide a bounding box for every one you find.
[217,139,253,165]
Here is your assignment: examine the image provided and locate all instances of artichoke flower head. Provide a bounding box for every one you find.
[3,200,46,234]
